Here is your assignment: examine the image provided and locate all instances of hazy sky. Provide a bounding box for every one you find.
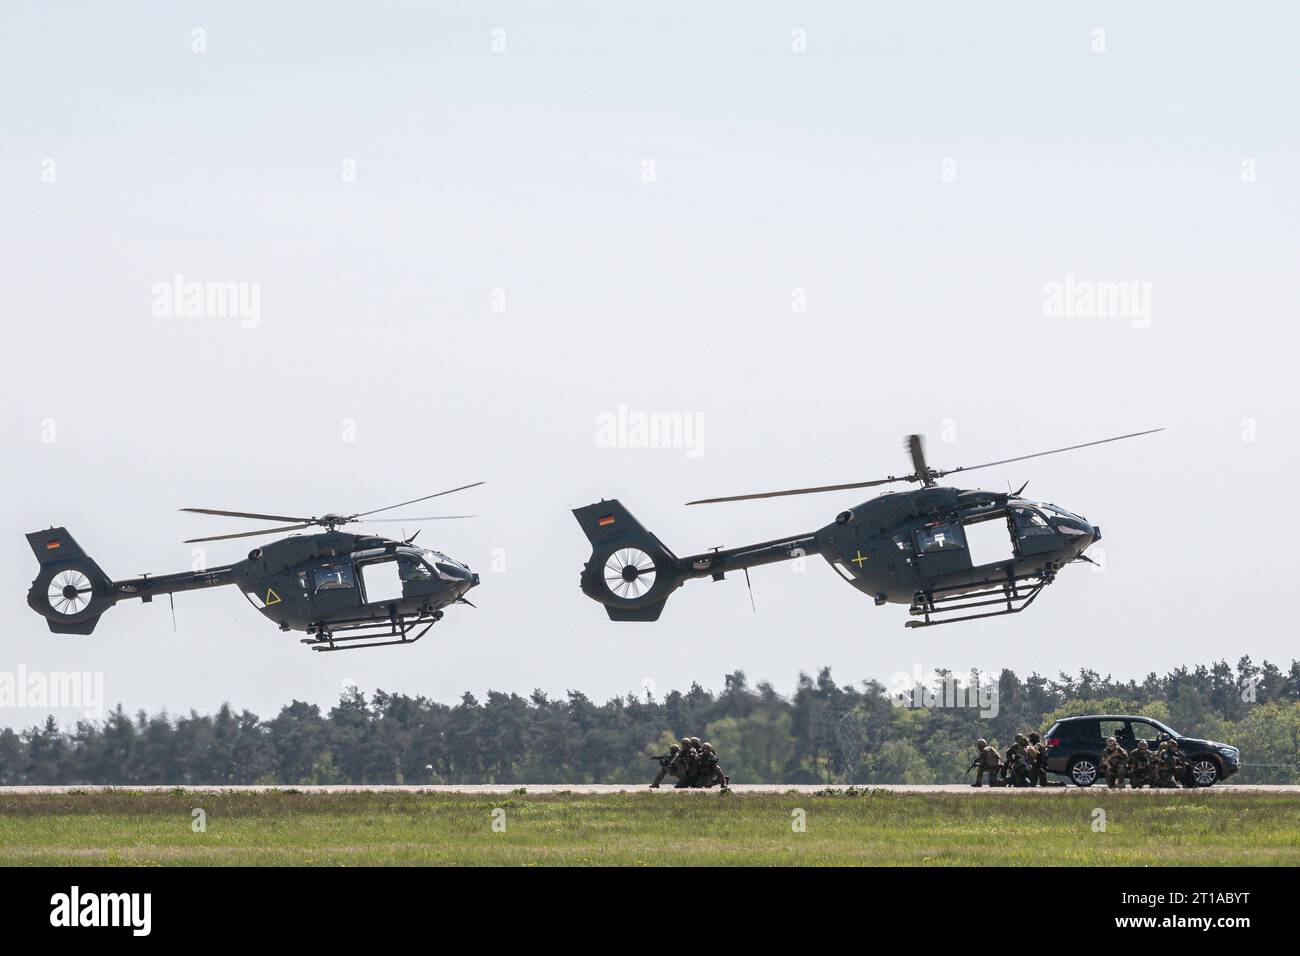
[3,2,1298,727]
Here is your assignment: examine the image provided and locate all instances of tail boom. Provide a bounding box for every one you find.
[572,500,818,622]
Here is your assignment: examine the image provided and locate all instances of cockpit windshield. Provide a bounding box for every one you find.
[1012,506,1053,537]
[1040,503,1082,521]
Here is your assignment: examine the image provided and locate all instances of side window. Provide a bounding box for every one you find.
[314,562,355,591]
[1129,721,1163,745]
[915,522,964,553]
[891,534,913,553]
[398,555,431,582]
[1099,719,1126,741]
[1013,507,1053,537]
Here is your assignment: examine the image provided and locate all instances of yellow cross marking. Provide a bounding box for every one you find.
[851,550,869,568]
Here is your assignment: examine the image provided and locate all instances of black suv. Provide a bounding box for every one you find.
[1042,715,1240,787]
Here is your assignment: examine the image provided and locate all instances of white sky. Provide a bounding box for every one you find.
[2,2,1297,727]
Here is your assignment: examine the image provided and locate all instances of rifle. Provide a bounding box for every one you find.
[964,759,979,774]
[650,754,673,767]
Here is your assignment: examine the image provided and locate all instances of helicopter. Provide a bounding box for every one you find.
[573,430,1162,627]
[25,484,484,652]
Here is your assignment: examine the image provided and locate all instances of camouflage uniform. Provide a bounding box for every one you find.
[1127,740,1153,789]
[1100,737,1128,788]
[669,738,698,788]
[1154,738,1182,787]
[650,744,681,788]
[1027,732,1050,786]
[971,739,1002,787]
[1005,734,1033,787]
[696,742,728,788]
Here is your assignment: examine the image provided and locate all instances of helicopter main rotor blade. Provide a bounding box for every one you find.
[183,522,315,543]
[686,476,901,506]
[361,515,477,522]
[936,428,1165,478]
[180,507,313,523]
[906,434,928,477]
[350,482,486,520]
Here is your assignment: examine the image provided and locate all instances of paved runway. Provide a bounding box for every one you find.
[3,784,1297,794]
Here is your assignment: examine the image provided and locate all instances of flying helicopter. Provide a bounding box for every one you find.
[25,484,484,651]
[573,430,1162,627]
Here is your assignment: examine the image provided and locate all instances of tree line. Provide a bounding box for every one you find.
[2,657,1297,785]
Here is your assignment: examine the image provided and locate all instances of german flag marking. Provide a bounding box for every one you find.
[45,541,61,550]
[598,515,616,527]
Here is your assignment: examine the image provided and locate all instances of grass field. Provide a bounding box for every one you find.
[1,789,1297,866]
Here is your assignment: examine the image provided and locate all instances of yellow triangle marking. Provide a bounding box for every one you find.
[265,587,281,606]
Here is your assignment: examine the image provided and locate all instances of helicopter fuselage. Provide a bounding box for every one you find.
[573,486,1100,624]
[809,485,1098,604]
[25,528,479,644]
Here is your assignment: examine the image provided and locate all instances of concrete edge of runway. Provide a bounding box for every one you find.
[3,784,1297,794]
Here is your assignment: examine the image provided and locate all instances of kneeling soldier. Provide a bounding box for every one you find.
[971,738,1002,787]
[1100,736,1128,789]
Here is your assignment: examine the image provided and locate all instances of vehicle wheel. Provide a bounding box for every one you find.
[1185,758,1219,787]
[1068,757,1098,788]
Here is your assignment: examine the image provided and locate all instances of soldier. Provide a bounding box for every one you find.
[971,738,1002,787]
[1100,736,1128,789]
[1027,732,1050,786]
[668,738,696,788]
[649,743,681,788]
[1154,739,1180,787]
[1004,733,1032,787]
[1166,739,1188,787]
[1133,738,1154,790]
[697,742,729,788]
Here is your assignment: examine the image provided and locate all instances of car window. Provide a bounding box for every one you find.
[1099,719,1126,741]
[1063,719,1096,739]
[1129,721,1164,745]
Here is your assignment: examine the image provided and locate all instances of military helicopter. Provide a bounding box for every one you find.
[25,484,484,651]
[573,430,1161,627]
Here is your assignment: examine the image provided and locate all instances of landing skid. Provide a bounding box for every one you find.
[301,610,444,652]
[906,569,1054,628]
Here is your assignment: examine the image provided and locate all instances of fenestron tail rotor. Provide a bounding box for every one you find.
[603,548,657,600]
[47,569,92,616]
[179,483,485,543]
[685,429,1164,505]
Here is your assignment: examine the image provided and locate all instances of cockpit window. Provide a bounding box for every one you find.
[915,522,964,553]
[1013,507,1053,537]
[1042,504,1080,520]
[314,562,355,591]
[397,555,431,582]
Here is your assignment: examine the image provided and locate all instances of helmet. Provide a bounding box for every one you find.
[1138,740,1149,749]
[1028,732,1041,744]
[668,744,680,753]
[680,738,691,748]
[1105,736,1117,746]
[976,738,988,749]
[702,743,714,752]
[690,737,701,746]
[1015,734,1027,745]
